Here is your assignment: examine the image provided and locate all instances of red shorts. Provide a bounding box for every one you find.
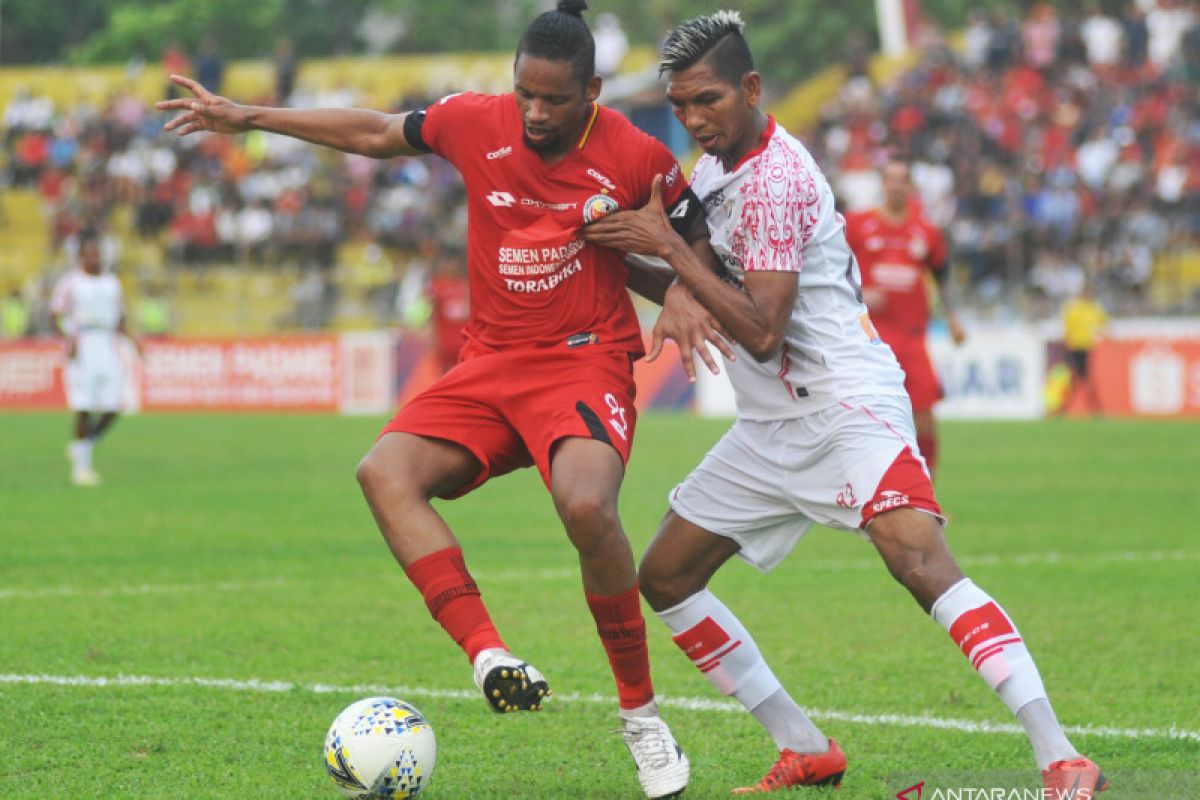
[887,335,943,412]
[381,347,637,497]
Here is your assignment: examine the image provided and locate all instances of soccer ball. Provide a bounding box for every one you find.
[323,697,437,798]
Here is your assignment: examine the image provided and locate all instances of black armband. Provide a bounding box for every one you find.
[666,187,705,240]
[402,111,432,153]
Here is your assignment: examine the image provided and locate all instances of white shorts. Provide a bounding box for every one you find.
[669,395,943,572]
[65,337,125,412]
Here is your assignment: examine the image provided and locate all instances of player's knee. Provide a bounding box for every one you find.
[639,546,706,610]
[638,564,689,612]
[555,490,620,545]
[355,448,409,502]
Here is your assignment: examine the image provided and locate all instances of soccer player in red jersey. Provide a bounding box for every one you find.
[844,158,966,475]
[426,246,470,374]
[158,3,717,795]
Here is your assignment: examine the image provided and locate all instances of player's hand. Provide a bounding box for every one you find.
[156,75,250,136]
[579,174,673,256]
[648,281,736,382]
[948,315,966,346]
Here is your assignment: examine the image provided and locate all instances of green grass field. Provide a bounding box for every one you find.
[1,411,1197,799]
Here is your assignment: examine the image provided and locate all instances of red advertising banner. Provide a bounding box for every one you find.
[0,340,67,408]
[1086,338,1200,416]
[140,337,341,412]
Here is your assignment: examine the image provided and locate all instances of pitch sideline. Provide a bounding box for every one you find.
[1,672,1195,743]
[1,549,1195,601]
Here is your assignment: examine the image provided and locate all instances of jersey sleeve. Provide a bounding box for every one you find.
[418,92,480,163]
[734,144,817,273]
[627,133,688,210]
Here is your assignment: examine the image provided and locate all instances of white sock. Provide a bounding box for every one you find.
[751,688,829,753]
[618,700,659,721]
[1017,699,1080,770]
[657,590,824,750]
[69,439,92,469]
[931,579,1076,768]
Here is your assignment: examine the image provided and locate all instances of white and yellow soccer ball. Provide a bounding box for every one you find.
[323,697,437,799]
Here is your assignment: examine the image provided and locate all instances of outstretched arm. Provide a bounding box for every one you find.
[155,74,424,159]
[585,175,796,362]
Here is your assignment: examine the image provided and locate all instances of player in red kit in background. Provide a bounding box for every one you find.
[427,245,470,374]
[157,2,722,796]
[844,157,965,475]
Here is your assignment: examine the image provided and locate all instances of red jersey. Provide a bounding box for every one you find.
[845,208,947,339]
[428,274,470,371]
[421,92,689,359]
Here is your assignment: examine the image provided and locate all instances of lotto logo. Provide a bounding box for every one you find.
[487,191,516,207]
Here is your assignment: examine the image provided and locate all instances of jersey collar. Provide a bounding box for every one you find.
[728,115,776,173]
[577,103,600,151]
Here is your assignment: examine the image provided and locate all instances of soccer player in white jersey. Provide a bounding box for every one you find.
[50,228,137,486]
[582,11,1109,797]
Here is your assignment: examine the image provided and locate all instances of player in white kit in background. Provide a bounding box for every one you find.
[581,11,1108,797]
[50,228,138,486]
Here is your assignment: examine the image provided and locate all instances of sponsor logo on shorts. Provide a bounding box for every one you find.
[582,194,620,223]
[835,483,857,509]
[871,489,910,514]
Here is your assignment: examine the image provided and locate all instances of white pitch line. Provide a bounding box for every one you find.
[2,550,1193,601]
[483,550,1200,579]
[0,577,289,601]
[1,672,1196,743]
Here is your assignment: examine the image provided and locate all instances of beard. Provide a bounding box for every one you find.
[523,129,565,155]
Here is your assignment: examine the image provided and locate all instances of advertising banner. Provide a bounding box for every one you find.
[0,340,66,409]
[929,324,1046,420]
[140,337,341,412]
[1089,338,1200,416]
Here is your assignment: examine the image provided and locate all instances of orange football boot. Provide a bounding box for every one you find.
[1041,756,1110,799]
[732,739,847,794]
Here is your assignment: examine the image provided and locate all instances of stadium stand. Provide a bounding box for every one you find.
[1,6,1197,339]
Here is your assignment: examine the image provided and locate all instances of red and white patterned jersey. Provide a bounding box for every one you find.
[844,207,947,339]
[690,117,906,419]
[422,92,689,359]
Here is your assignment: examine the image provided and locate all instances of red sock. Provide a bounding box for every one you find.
[917,432,938,475]
[404,547,505,663]
[587,587,655,710]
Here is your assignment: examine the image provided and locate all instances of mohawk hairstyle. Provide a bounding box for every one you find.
[659,10,754,85]
[516,0,596,86]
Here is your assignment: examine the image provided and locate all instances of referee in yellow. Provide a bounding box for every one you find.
[1060,283,1108,416]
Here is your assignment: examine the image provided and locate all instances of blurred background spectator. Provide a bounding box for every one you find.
[1,1,1197,341]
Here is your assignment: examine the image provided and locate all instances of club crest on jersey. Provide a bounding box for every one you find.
[582,194,620,223]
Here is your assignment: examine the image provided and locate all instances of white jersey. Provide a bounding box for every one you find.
[690,118,907,419]
[50,269,125,360]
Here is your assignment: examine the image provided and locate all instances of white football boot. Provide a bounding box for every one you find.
[621,713,690,799]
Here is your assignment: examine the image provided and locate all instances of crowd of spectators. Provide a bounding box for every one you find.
[2,1,1198,339]
[812,0,1200,317]
[2,63,467,333]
